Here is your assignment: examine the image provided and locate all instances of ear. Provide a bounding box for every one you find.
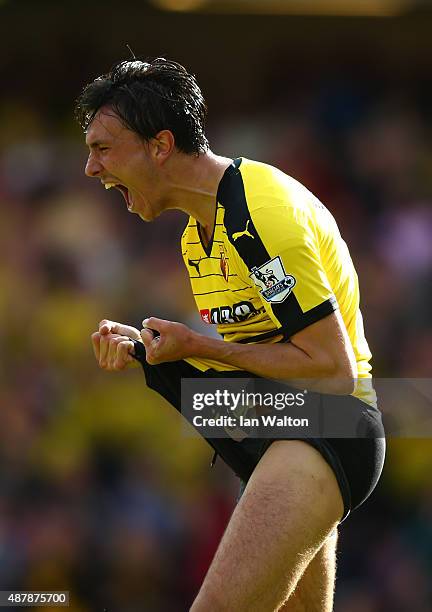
[149,130,175,164]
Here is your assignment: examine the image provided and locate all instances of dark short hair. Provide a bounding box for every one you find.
[75,57,209,155]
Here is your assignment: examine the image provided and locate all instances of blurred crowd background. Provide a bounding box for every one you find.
[1,0,432,610]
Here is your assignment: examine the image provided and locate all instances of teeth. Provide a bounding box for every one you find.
[104,182,117,190]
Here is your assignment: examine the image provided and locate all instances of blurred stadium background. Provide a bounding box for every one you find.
[1,0,432,610]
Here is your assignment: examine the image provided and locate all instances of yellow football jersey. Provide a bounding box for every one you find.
[181,158,374,404]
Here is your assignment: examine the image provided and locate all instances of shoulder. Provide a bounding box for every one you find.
[237,158,326,222]
[220,158,332,250]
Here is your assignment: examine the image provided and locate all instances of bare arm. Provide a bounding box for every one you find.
[91,310,357,393]
[192,312,356,392]
[140,310,357,394]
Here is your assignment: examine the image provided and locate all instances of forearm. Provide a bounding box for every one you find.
[192,335,354,394]
[135,314,356,394]
[191,335,341,383]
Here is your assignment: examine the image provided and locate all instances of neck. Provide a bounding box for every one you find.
[164,150,232,231]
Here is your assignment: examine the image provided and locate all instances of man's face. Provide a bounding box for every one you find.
[85,107,162,221]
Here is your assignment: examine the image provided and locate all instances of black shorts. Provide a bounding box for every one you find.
[133,343,385,522]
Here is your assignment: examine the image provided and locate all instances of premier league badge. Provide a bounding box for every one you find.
[250,256,296,303]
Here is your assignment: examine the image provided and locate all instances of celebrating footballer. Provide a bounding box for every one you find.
[77,58,385,611]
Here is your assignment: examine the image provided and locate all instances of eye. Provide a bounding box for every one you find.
[99,146,109,152]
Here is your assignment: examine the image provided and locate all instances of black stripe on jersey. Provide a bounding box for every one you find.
[193,285,253,297]
[184,256,224,262]
[222,328,283,343]
[217,158,337,337]
[284,298,338,336]
[186,240,225,245]
[218,159,269,268]
[189,273,238,279]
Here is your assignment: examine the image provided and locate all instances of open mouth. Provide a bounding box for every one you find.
[104,182,133,211]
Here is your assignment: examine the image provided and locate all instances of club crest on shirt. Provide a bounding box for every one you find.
[219,245,229,282]
[250,256,296,303]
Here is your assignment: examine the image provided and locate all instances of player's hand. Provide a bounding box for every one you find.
[91,319,141,371]
[140,317,198,365]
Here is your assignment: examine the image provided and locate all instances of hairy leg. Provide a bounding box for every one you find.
[190,440,344,612]
[278,529,338,612]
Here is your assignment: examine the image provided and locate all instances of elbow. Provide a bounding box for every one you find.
[332,376,356,395]
[328,359,357,395]
[316,354,357,395]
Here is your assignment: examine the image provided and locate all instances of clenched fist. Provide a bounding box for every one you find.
[140,317,199,365]
[91,319,142,371]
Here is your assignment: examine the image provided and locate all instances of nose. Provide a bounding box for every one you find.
[85,152,103,177]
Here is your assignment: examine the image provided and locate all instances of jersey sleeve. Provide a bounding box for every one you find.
[234,203,338,338]
[218,158,338,339]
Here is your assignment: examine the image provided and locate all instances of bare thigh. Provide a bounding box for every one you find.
[278,529,338,612]
[190,440,344,612]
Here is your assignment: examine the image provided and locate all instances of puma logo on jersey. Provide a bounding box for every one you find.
[232,220,254,241]
[188,258,202,276]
